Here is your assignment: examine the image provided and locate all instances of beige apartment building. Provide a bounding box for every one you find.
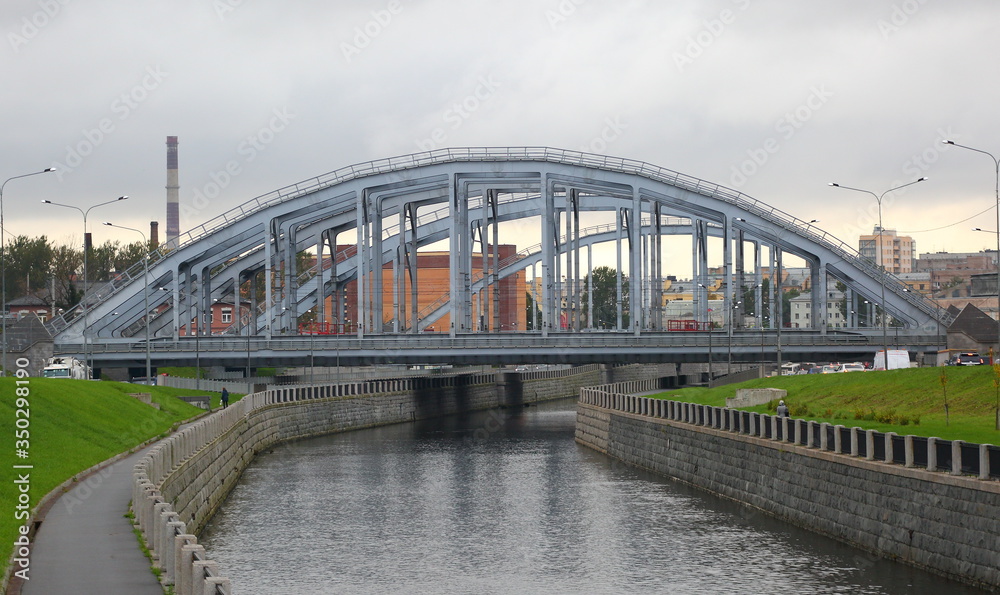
[859,227,915,274]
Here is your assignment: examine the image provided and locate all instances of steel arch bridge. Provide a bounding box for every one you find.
[48,147,944,369]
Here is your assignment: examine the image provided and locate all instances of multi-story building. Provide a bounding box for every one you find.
[788,289,848,329]
[912,250,997,298]
[859,227,915,274]
[339,246,526,333]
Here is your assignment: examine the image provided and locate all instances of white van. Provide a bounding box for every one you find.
[780,363,800,375]
[873,350,909,371]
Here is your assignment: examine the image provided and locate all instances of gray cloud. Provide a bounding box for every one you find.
[2,0,997,258]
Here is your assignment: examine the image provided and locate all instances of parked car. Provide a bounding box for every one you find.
[949,352,987,366]
[837,363,866,373]
[806,366,824,374]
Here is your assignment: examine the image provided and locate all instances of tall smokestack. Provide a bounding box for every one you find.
[150,221,159,250]
[166,136,179,243]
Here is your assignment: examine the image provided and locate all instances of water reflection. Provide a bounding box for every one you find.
[201,400,984,594]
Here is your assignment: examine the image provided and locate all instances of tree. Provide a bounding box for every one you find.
[3,235,53,301]
[741,279,773,327]
[87,240,121,283]
[525,291,541,330]
[50,242,83,308]
[781,288,800,327]
[583,266,628,329]
[113,241,149,274]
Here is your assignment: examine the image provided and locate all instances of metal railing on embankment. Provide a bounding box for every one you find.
[579,386,1000,479]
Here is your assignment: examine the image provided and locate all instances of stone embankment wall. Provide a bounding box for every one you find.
[575,388,1000,592]
[134,366,605,595]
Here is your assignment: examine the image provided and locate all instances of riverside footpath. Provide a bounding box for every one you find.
[14,445,163,595]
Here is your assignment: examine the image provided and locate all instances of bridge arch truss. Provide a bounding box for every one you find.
[49,148,943,351]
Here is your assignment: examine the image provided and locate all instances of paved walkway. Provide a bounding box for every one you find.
[18,446,163,595]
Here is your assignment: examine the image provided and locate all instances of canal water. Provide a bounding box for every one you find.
[201,399,985,594]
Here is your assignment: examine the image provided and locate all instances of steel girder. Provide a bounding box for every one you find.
[50,148,943,349]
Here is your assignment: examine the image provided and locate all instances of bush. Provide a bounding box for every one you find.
[874,409,896,424]
[853,407,876,421]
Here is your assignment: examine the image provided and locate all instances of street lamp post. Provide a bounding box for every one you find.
[43,196,128,377]
[944,140,1000,370]
[728,300,741,375]
[1,167,56,375]
[698,283,713,383]
[246,324,252,396]
[103,222,151,384]
[973,227,1000,360]
[829,178,926,369]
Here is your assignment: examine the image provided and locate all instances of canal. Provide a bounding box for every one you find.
[201,399,985,594]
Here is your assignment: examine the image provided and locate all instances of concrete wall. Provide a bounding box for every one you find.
[132,368,592,594]
[576,389,1000,591]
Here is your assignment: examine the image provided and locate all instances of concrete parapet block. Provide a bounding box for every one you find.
[134,479,153,526]
[927,437,937,471]
[174,534,197,595]
[833,425,843,453]
[904,435,915,468]
[980,444,991,480]
[952,440,964,476]
[820,423,829,450]
[163,520,186,586]
[179,543,205,595]
[726,387,786,408]
[142,489,161,536]
[865,430,876,461]
[151,501,172,559]
[203,577,231,594]
[850,427,859,456]
[191,560,219,595]
[885,432,896,463]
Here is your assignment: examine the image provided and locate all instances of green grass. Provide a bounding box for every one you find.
[158,366,206,379]
[650,366,1000,444]
[161,365,277,378]
[0,379,221,576]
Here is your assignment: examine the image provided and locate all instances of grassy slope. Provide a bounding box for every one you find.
[0,379,228,577]
[651,366,1000,445]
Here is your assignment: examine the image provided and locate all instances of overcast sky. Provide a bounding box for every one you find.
[3,0,999,265]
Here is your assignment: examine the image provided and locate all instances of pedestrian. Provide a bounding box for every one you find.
[776,399,789,418]
[221,387,229,409]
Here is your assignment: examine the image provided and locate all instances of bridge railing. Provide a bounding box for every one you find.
[58,328,944,362]
[48,147,943,335]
